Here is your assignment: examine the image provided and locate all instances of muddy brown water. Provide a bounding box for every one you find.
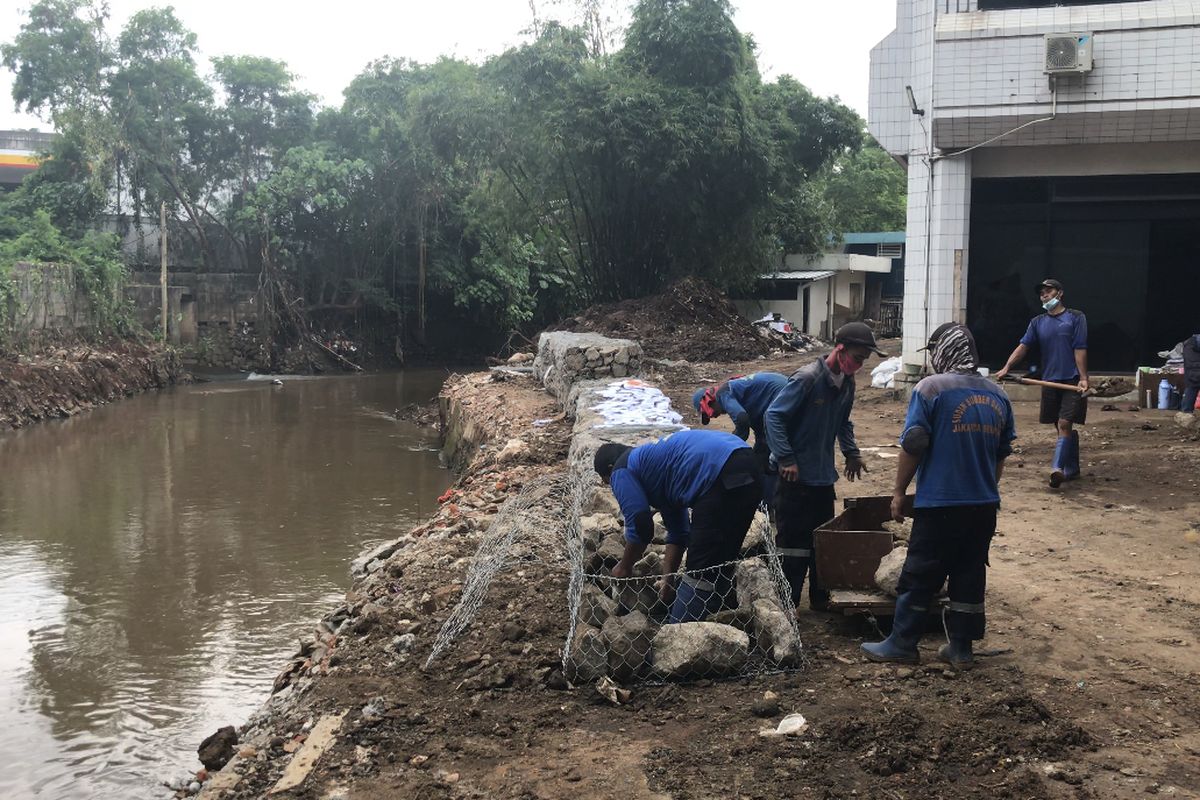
[0,371,452,798]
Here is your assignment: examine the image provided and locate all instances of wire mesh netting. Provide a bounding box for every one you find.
[426,468,803,684]
[564,512,804,684]
[424,474,579,668]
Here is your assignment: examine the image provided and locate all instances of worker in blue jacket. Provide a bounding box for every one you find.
[765,322,881,610]
[692,372,788,507]
[863,323,1015,668]
[593,430,762,623]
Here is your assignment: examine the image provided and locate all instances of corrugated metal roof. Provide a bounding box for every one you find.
[841,231,906,245]
[761,270,836,282]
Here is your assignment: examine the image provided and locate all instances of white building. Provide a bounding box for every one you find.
[732,253,894,339]
[870,0,1200,374]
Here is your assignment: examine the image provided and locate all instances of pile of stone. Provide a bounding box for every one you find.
[533,332,644,404]
[566,493,800,683]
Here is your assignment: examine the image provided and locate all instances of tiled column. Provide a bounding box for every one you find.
[898,0,972,371]
[901,155,972,367]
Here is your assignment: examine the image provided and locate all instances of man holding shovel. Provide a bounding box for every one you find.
[994,279,1088,488]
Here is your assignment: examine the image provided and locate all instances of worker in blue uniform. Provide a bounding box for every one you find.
[593,430,762,623]
[994,278,1088,488]
[692,372,787,508]
[764,322,880,610]
[862,323,1016,668]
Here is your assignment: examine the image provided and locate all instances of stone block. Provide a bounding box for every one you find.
[874,547,907,597]
[652,622,750,680]
[602,610,656,682]
[736,558,777,611]
[578,585,617,628]
[565,626,608,683]
[751,599,801,666]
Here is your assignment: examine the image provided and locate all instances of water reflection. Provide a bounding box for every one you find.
[0,372,451,798]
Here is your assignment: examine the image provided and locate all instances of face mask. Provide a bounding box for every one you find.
[836,349,864,376]
[1042,297,1061,312]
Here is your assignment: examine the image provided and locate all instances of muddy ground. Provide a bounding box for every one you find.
[203,349,1200,800]
[0,341,187,430]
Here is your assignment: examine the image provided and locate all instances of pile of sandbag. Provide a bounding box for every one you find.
[871,357,903,389]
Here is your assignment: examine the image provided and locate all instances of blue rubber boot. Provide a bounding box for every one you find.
[937,639,975,670]
[1063,431,1080,481]
[861,593,924,664]
[1049,436,1069,488]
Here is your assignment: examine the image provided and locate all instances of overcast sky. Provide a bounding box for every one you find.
[0,0,897,132]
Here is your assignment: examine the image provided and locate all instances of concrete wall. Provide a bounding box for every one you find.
[129,271,259,347]
[2,262,96,337]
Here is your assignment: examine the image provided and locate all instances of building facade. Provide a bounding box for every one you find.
[870,0,1200,372]
[732,253,894,339]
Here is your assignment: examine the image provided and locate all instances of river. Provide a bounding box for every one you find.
[0,371,452,798]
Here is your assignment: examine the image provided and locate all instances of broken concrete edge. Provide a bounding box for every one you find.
[268,712,347,795]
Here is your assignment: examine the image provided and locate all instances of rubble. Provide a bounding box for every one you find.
[0,342,186,430]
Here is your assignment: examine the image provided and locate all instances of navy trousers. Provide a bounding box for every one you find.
[897,504,998,640]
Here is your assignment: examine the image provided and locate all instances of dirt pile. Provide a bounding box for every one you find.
[548,278,774,363]
[0,341,187,429]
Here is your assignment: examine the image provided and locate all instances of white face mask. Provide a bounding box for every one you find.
[1042,296,1061,312]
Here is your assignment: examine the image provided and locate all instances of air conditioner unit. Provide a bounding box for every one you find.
[1044,33,1093,75]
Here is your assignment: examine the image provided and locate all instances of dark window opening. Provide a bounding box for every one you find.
[968,174,1200,372]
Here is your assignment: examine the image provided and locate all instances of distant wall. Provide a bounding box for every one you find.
[2,262,97,337]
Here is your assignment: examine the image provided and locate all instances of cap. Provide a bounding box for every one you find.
[1036,278,1063,293]
[834,321,886,357]
[916,321,958,352]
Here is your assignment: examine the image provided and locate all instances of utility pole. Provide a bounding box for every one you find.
[160,201,168,341]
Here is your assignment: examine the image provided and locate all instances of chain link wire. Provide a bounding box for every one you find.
[426,470,804,685]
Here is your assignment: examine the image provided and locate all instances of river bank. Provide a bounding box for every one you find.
[0,341,188,430]
[193,338,1200,800]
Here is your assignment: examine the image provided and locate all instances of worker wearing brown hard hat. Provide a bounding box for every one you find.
[994,279,1089,488]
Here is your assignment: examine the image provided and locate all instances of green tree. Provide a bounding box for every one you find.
[822,134,908,234]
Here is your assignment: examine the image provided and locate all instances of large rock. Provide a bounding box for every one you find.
[583,487,622,518]
[578,584,617,628]
[652,622,750,680]
[633,550,662,577]
[736,558,778,610]
[740,513,769,557]
[709,606,754,630]
[580,513,619,552]
[586,535,627,573]
[198,725,238,771]
[875,547,907,597]
[603,610,656,682]
[751,600,802,666]
[616,576,661,616]
[565,626,608,683]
